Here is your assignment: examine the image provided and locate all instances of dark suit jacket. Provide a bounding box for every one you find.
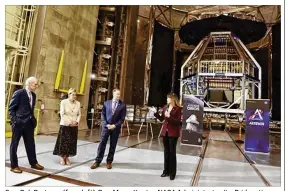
[154,105,182,137]
[101,100,126,133]
[8,88,37,128]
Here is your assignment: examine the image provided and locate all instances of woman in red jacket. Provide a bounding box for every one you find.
[150,93,182,180]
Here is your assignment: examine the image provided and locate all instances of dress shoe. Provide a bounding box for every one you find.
[10,167,22,173]
[161,173,169,177]
[106,163,112,169]
[90,163,100,169]
[170,175,175,180]
[31,164,44,170]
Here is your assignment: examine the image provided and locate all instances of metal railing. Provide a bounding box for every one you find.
[5,6,37,106]
[199,61,243,74]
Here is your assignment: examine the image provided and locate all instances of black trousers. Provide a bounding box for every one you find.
[10,120,37,168]
[162,132,178,177]
[96,128,120,164]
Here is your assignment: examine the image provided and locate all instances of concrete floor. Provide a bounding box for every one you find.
[5,124,281,187]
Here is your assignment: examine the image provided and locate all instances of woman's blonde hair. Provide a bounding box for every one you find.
[68,88,76,95]
[167,93,182,107]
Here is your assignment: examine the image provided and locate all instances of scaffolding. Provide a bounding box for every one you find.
[5,5,37,105]
[92,6,127,126]
[5,5,37,137]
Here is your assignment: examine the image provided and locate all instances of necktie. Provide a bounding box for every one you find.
[28,92,32,107]
[112,101,117,114]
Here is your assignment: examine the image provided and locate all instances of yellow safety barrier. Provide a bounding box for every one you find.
[5,107,40,138]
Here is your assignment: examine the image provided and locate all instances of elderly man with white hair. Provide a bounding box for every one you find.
[8,76,44,173]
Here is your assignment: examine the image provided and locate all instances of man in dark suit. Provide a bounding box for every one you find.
[8,77,44,173]
[91,89,126,169]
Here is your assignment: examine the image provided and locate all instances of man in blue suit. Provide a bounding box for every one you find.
[91,89,126,169]
[8,77,44,173]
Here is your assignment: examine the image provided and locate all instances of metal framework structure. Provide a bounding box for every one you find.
[144,6,155,105]
[92,6,123,126]
[180,32,262,117]
[153,5,280,30]
[115,6,127,92]
[5,5,38,137]
[5,5,37,106]
[141,5,280,128]
[142,5,280,107]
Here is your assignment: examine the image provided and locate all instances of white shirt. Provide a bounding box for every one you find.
[25,88,33,107]
[59,99,81,126]
[165,106,173,132]
[165,106,173,116]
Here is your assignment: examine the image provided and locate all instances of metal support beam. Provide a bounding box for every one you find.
[155,6,169,19]
[120,5,139,104]
[169,6,173,28]
[187,5,216,14]
[157,5,171,26]
[144,5,155,105]
[276,5,281,22]
[268,32,272,108]
[237,38,262,99]
[179,40,204,103]
[180,13,188,27]
[171,30,179,92]
[241,76,246,110]
[108,6,122,99]
[138,14,149,19]
[257,7,266,23]
[119,8,128,95]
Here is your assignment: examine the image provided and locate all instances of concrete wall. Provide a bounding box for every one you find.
[30,6,99,133]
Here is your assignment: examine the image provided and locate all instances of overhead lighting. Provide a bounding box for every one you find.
[137,19,140,23]
[91,74,96,79]
[106,22,115,27]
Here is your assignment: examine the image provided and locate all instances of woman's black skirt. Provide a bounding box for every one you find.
[53,125,78,157]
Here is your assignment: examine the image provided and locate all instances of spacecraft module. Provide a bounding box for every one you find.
[180,32,262,118]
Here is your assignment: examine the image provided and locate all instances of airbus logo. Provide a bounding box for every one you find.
[249,109,263,120]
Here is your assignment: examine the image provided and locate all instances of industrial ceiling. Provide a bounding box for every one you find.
[138,5,280,48]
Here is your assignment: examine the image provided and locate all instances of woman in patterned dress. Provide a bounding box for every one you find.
[53,88,81,165]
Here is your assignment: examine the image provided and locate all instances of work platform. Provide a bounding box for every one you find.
[5,126,281,187]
